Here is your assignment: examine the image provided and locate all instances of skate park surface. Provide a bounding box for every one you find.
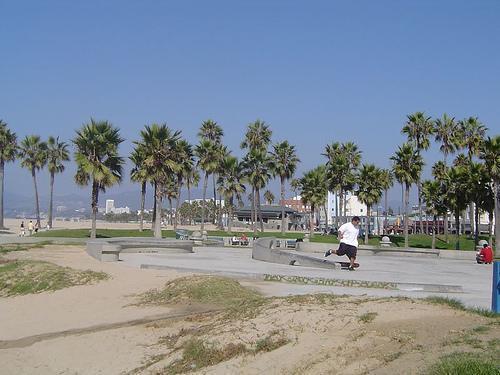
[120,245,493,309]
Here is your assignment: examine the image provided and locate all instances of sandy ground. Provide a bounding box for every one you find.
[0,245,498,375]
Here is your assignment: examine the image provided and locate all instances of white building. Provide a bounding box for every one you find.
[186,198,225,207]
[325,191,367,223]
[105,199,115,214]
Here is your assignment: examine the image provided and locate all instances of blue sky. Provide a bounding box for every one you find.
[1,1,499,207]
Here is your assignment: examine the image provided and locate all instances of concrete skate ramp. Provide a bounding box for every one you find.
[87,237,194,262]
[252,238,337,269]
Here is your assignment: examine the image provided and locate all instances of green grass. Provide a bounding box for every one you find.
[424,296,500,318]
[34,228,177,238]
[0,241,53,254]
[358,312,378,323]
[254,331,289,353]
[0,260,109,296]
[428,353,500,375]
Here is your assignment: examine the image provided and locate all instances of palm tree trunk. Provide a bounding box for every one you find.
[455,207,461,250]
[228,196,234,233]
[90,180,99,239]
[323,205,328,233]
[444,214,449,243]
[384,189,388,235]
[469,203,475,239]
[365,206,370,245]
[32,168,41,228]
[343,192,347,223]
[187,182,192,225]
[474,204,480,245]
[174,180,181,230]
[152,183,157,230]
[334,190,339,229]
[404,184,409,248]
[309,204,315,237]
[418,182,423,234]
[432,215,437,250]
[280,177,286,235]
[0,160,5,229]
[154,183,162,238]
[139,181,146,232]
[488,211,493,247]
[212,174,217,225]
[48,171,55,229]
[494,180,500,258]
[425,215,429,235]
[256,188,264,233]
[252,187,257,235]
[168,198,173,226]
[201,172,209,232]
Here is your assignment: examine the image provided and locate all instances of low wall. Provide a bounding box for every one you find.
[252,238,337,269]
[86,237,194,262]
[438,249,476,260]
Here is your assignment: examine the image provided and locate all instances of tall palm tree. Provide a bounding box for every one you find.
[241,120,273,232]
[134,124,181,238]
[73,120,124,238]
[46,136,70,229]
[434,114,459,166]
[432,161,450,241]
[356,164,384,244]
[195,139,219,232]
[300,165,328,237]
[242,149,273,234]
[379,169,394,235]
[447,166,471,250]
[340,142,362,223]
[217,155,245,232]
[402,111,434,234]
[391,143,424,248]
[270,140,300,234]
[185,167,200,225]
[459,117,487,238]
[130,146,148,231]
[480,135,500,257]
[324,142,343,228]
[0,121,17,229]
[19,135,47,228]
[174,139,194,230]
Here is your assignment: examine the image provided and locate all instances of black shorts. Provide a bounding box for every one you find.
[337,243,357,258]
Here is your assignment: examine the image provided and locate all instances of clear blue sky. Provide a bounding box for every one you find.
[1,1,499,205]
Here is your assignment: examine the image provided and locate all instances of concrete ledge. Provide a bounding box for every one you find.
[439,249,476,260]
[252,238,338,270]
[86,237,194,262]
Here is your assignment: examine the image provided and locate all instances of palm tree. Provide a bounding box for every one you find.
[134,124,181,238]
[19,135,47,228]
[0,121,17,229]
[480,136,500,257]
[264,190,275,205]
[130,146,148,231]
[340,142,362,223]
[459,117,487,238]
[73,120,124,238]
[300,165,328,237]
[195,139,219,232]
[421,180,447,249]
[356,164,384,244]
[46,136,70,229]
[379,169,394,235]
[447,166,471,250]
[391,143,424,248]
[434,114,460,166]
[432,161,451,241]
[270,140,300,234]
[185,167,200,225]
[242,149,273,233]
[217,155,245,232]
[241,120,273,232]
[402,111,434,234]
[173,139,194,230]
[198,120,224,226]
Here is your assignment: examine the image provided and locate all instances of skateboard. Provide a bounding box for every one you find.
[336,262,360,269]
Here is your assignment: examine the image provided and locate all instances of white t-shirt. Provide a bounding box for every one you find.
[339,222,359,247]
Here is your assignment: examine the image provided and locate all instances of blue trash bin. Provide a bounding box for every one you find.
[492,261,500,313]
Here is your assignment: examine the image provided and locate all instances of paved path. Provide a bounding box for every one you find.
[120,246,493,309]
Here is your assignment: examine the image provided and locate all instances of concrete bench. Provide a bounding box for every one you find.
[86,237,194,262]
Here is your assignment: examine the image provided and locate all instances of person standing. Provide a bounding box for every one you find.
[20,221,25,237]
[324,216,361,270]
[28,220,34,236]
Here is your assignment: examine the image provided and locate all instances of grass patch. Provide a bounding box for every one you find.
[165,338,247,374]
[34,228,177,238]
[264,274,397,290]
[358,312,378,323]
[473,325,491,334]
[254,331,289,353]
[424,296,500,318]
[428,353,500,375]
[0,241,53,254]
[0,260,109,296]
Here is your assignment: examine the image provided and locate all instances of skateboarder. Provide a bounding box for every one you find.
[324,216,361,271]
